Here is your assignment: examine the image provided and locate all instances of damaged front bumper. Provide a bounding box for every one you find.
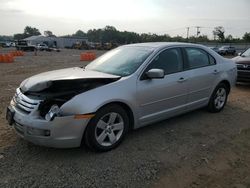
[6,88,90,148]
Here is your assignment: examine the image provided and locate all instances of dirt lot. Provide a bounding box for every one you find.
[0,48,250,188]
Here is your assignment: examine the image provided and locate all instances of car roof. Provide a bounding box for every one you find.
[122,42,223,60]
[123,42,206,50]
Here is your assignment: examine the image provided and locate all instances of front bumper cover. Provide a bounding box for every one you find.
[7,104,90,148]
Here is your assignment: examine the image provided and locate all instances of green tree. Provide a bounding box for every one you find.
[14,26,41,40]
[13,33,25,40]
[243,32,250,42]
[213,26,225,42]
[44,30,54,37]
[225,34,233,43]
[171,35,185,42]
[118,31,141,43]
[24,26,41,37]
[102,26,119,43]
[73,30,86,37]
[0,35,13,41]
[87,29,102,42]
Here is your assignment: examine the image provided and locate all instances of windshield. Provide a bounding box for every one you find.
[242,48,250,57]
[85,46,153,76]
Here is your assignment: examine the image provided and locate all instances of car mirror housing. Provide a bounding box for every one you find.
[145,69,165,79]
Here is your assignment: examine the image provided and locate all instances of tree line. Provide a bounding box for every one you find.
[1,25,250,43]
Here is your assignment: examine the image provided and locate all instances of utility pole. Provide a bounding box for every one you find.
[186,27,190,39]
[196,26,201,37]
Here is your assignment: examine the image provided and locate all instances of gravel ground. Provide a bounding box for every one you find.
[0,48,250,188]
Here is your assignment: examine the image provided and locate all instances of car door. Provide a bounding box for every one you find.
[183,47,218,110]
[136,48,189,126]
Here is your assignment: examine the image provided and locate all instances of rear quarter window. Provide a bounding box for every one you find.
[185,48,216,69]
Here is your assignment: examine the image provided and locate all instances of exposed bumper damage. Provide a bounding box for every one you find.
[7,67,120,148]
[10,105,89,148]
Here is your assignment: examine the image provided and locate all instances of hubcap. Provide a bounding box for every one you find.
[95,112,124,147]
[214,88,226,109]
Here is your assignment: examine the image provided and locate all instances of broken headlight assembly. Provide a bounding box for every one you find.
[45,104,60,121]
[37,98,65,121]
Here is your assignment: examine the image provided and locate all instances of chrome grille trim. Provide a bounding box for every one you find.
[237,64,250,71]
[13,88,41,114]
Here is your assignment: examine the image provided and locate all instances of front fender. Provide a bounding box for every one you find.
[59,77,137,116]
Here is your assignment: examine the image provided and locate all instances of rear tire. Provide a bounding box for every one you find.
[207,83,229,113]
[84,104,129,152]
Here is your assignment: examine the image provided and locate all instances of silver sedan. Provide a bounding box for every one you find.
[6,42,237,151]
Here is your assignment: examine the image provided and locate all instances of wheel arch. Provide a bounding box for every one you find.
[219,80,231,93]
[81,101,135,150]
[96,101,135,131]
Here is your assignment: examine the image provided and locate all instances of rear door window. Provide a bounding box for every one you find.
[185,48,212,69]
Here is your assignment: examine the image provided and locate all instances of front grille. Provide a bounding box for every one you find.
[12,88,40,114]
[237,64,250,71]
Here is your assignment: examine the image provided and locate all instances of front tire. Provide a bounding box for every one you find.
[207,83,229,113]
[84,104,129,152]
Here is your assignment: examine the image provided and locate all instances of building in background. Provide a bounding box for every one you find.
[23,35,88,48]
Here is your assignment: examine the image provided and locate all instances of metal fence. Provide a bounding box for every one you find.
[198,42,250,53]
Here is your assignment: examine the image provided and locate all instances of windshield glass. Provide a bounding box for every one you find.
[85,46,153,76]
[242,48,250,57]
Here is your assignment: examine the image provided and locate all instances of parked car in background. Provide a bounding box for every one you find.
[218,46,236,55]
[0,41,14,48]
[15,40,36,51]
[37,43,49,51]
[0,42,8,47]
[209,47,219,53]
[232,48,250,82]
[6,43,237,152]
[9,42,15,47]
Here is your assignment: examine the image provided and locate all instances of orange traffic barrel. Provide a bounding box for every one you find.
[80,53,84,61]
[11,51,19,56]
[0,54,3,63]
[80,52,96,61]
[7,54,14,63]
[12,51,17,56]
[1,54,13,63]
[2,54,9,63]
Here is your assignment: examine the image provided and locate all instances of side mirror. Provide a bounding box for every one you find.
[238,52,242,56]
[145,69,164,79]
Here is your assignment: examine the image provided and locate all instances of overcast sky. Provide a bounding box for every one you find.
[0,0,249,38]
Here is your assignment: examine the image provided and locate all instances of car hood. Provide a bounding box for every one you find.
[20,67,120,93]
[232,56,250,64]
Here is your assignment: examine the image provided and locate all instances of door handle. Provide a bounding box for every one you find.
[213,69,219,74]
[178,77,187,83]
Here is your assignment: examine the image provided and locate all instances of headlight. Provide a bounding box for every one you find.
[45,105,60,121]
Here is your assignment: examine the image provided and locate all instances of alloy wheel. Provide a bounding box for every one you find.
[95,112,124,147]
[214,88,227,109]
